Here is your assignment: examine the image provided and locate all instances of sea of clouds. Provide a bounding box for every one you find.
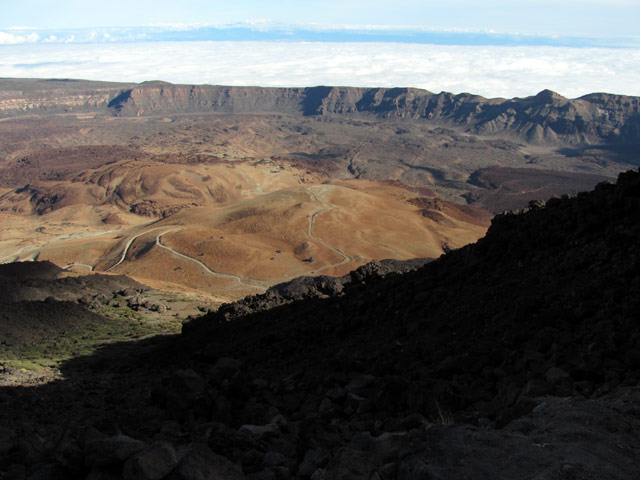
[1,41,638,99]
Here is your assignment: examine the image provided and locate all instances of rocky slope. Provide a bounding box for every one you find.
[1,170,640,479]
[183,168,640,426]
[1,79,639,147]
[211,258,432,321]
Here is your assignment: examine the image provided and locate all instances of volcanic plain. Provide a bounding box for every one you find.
[1,79,634,302]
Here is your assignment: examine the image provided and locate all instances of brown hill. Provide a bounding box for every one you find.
[89,180,487,297]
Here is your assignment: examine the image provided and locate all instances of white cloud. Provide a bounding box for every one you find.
[1,41,639,98]
[0,31,39,44]
[0,24,637,48]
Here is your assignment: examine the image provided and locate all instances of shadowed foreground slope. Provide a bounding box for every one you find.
[1,170,640,479]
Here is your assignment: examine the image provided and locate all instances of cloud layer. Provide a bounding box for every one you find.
[1,25,637,48]
[1,41,639,99]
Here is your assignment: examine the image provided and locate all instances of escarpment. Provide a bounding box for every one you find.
[2,79,639,146]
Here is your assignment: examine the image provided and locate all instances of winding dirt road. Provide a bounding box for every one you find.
[155,229,264,290]
[304,185,354,274]
[105,226,264,289]
[63,263,94,272]
[105,226,170,272]
[103,185,356,288]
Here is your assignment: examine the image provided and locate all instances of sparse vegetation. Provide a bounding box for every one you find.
[1,302,183,375]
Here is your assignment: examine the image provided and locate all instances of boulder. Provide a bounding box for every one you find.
[239,424,279,439]
[172,443,244,480]
[297,448,331,477]
[84,435,146,467]
[123,442,177,480]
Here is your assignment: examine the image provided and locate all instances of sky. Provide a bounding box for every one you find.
[1,1,639,97]
[2,0,639,38]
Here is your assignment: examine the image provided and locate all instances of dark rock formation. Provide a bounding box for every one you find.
[202,258,432,322]
[0,263,147,304]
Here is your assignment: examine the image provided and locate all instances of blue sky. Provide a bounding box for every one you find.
[2,0,639,40]
[1,1,639,97]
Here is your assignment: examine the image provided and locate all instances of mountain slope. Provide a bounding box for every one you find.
[1,170,639,479]
[184,169,640,418]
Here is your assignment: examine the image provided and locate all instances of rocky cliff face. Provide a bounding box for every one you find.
[108,84,640,146]
[108,84,307,116]
[0,79,135,116]
[2,79,639,147]
[302,87,640,146]
[119,85,640,146]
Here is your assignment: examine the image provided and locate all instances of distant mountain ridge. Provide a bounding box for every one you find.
[1,78,639,147]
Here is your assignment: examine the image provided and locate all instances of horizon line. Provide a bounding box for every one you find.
[1,23,639,48]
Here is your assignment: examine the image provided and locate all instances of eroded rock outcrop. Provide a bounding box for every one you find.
[2,79,639,147]
[108,85,640,146]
